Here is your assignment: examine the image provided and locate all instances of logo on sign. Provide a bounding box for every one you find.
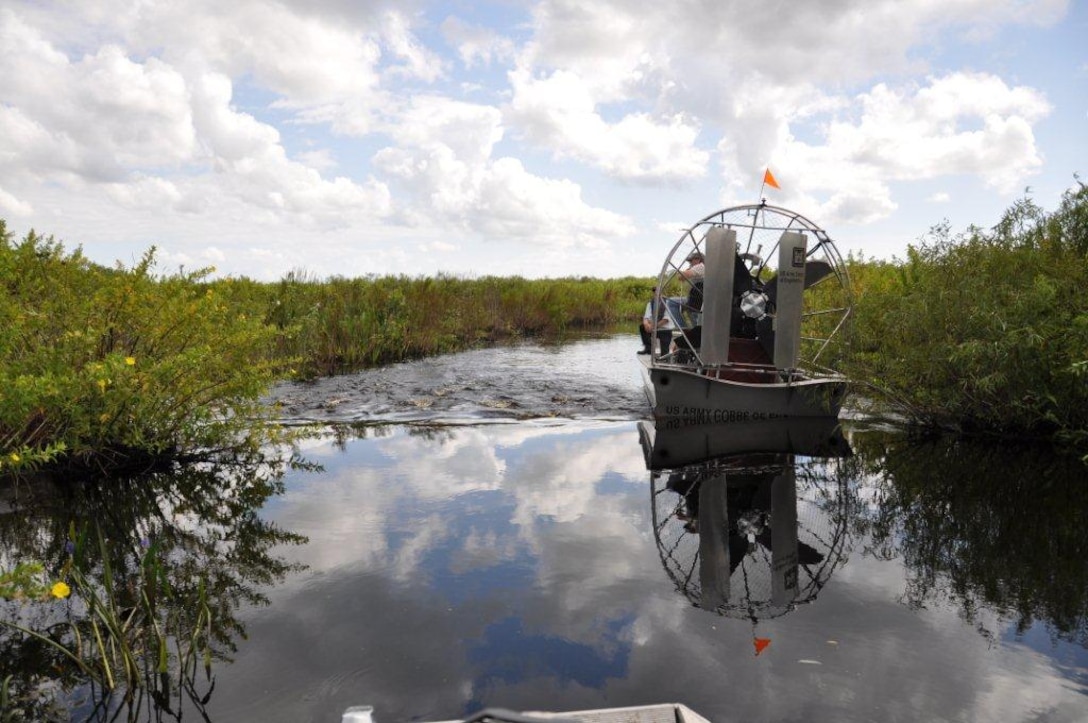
[792,247,805,267]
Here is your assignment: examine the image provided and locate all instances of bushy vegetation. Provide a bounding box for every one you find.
[0,220,650,473]
[844,182,1088,444]
[0,224,291,474]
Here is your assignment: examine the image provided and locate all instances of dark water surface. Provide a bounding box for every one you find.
[3,336,1088,722]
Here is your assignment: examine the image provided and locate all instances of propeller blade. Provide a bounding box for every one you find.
[797,541,825,565]
[733,253,755,295]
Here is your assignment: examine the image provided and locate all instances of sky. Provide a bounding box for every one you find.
[0,0,1085,281]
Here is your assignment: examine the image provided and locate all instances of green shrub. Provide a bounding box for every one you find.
[844,182,1088,442]
[0,223,288,472]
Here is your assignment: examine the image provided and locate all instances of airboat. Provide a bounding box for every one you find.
[639,203,852,420]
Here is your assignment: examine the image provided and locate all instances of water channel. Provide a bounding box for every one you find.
[2,335,1087,722]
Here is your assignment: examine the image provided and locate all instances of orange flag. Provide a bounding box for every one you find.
[754,637,771,656]
[763,168,780,190]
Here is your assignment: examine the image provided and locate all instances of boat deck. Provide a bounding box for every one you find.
[426,704,710,723]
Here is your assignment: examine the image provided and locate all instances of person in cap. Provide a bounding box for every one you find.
[680,250,705,281]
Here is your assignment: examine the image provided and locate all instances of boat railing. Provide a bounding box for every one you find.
[344,704,712,723]
[654,353,845,381]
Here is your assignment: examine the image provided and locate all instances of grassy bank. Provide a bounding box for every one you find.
[247,271,649,374]
[2,182,1086,472]
[0,220,651,473]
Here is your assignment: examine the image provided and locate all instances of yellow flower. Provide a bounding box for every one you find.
[51,581,71,599]
[125,357,136,366]
[9,453,19,463]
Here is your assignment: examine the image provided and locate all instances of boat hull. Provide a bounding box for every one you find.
[639,356,846,422]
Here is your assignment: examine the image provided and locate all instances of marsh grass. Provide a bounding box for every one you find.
[0,216,649,472]
[256,272,650,375]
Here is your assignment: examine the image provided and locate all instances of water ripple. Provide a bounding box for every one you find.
[267,334,650,426]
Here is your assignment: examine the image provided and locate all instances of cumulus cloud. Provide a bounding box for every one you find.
[508,0,1055,223]
[507,68,709,184]
[711,71,1050,225]
[374,95,634,247]
[104,176,183,210]
[0,187,33,217]
[0,12,195,182]
[128,2,386,104]
[188,72,392,225]
[0,0,1069,277]
[0,9,391,233]
[441,16,517,68]
[841,73,1049,188]
[787,73,1048,222]
[521,0,1066,93]
[379,10,445,83]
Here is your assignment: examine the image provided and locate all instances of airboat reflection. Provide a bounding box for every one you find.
[640,418,853,622]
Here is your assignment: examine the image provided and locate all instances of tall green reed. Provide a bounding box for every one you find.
[255,273,651,376]
[0,525,216,721]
